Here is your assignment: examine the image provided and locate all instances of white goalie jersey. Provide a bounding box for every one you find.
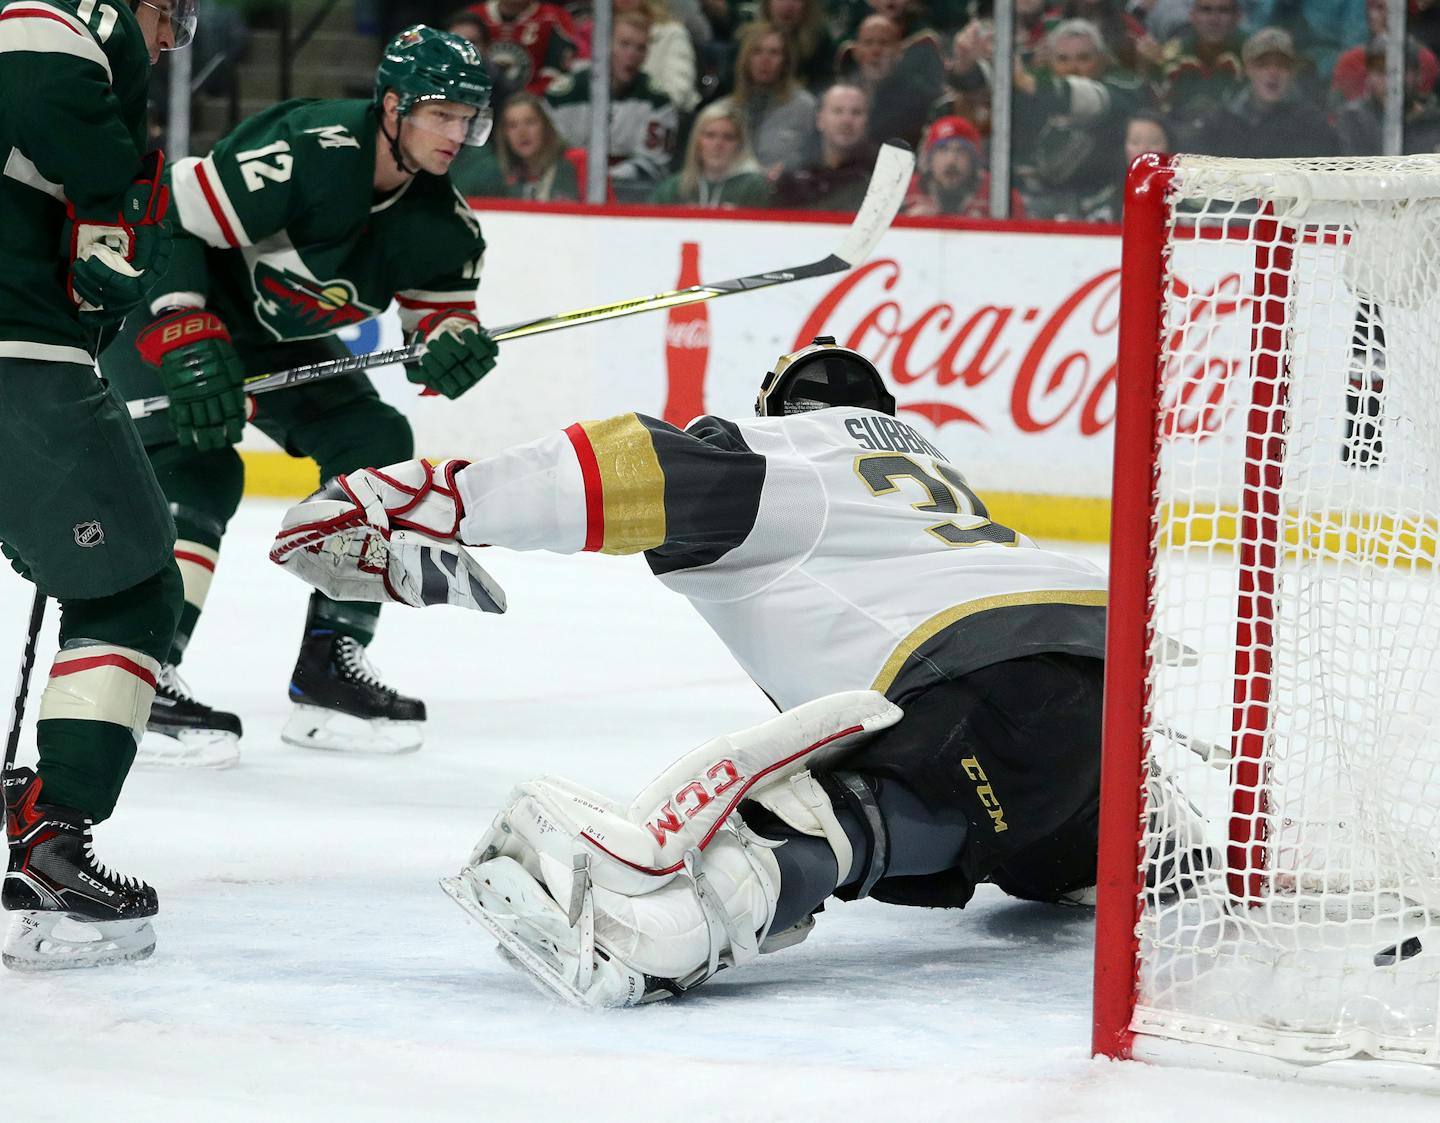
[456,408,1108,710]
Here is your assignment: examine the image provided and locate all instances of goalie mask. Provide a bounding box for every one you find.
[755,337,896,418]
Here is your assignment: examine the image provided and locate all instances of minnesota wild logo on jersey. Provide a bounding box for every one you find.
[155,98,486,349]
[252,261,381,337]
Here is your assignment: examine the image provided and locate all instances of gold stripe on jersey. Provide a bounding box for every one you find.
[869,589,1110,696]
[579,415,667,554]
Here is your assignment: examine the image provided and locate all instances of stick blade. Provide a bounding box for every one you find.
[833,141,915,269]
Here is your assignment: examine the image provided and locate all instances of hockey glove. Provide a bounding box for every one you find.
[136,309,248,451]
[408,312,498,400]
[68,150,172,324]
[270,459,506,613]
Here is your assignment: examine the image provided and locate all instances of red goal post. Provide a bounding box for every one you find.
[1092,152,1440,1088]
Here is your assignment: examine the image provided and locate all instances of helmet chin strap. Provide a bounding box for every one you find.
[381,114,421,178]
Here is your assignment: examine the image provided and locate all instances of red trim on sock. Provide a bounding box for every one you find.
[174,548,216,572]
[50,654,158,690]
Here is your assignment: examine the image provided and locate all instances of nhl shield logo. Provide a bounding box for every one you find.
[74,521,104,548]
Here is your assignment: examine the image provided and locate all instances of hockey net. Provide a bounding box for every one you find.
[1093,153,1440,1081]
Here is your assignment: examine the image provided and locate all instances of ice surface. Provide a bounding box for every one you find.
[2,504,1436,1122]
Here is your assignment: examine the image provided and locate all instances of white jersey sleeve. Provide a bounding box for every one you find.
[455,409,1107,711]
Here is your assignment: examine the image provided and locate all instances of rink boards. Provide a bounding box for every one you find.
[236,204,1126,542]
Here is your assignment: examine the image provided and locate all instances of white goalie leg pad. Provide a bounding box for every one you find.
[592,830,781,985]
[448,805,781,1005]
[464,776,629,880]
[624,690,900,873]
[445,691,900,1005]
[476,690,896,901]
[447,779,660,1006]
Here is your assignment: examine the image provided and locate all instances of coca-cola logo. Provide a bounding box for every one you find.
[794,259,1249,439]
[666,320,710,349]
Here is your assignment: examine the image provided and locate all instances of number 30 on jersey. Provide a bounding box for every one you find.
[854,453,1019,548]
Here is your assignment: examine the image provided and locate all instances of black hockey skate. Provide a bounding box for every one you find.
[283,630,426,754]
[137,664,243,769]
[3,768,158,970]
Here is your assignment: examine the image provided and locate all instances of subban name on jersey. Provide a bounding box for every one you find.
[844,415,948,460]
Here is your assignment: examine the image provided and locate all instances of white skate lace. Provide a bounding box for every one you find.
[335,637,393,694]
[82,826,144,892]
[157,663,196,703]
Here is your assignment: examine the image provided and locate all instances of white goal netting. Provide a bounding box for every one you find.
[1132,155,1440,1069]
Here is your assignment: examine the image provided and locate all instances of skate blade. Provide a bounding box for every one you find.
[2,912,156,971]
[440,872,591,1008]
[442,865,652,1008]
[136,727,241,770]
[282,704,423,755]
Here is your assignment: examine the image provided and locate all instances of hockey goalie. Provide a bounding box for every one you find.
[271,338,1201,1005]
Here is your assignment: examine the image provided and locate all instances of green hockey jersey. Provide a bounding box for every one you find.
[156,98,487,347]
[0,0,152,365]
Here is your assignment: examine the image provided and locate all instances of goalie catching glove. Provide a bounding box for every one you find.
[408,311,498,400]
[68,150,172,324]
[440,691,902,1007]
[270,458,506,613]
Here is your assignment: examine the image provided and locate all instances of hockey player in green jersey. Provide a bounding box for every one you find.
[0,0,197,970]
[100,24,500,765]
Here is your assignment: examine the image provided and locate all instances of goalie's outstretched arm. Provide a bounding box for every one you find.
[270,412,785,607]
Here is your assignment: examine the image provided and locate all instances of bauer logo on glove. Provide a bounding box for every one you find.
[136,307,248,451]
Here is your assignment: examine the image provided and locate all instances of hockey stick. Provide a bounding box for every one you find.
[126,141,916,422]
[2,591,45,777]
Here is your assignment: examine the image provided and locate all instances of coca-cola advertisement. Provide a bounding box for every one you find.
[328,208,1258,513]
[662,243,709,428]
[791,258,1123,440]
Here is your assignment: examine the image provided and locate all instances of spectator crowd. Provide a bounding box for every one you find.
[377,0,1440,219]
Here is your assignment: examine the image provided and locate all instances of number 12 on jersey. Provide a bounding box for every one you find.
[853,453,1019,548]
